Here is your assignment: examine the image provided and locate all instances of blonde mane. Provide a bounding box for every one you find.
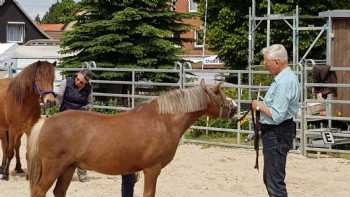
[157,86,208,114]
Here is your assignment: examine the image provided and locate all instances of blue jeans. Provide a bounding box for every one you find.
[261,120,295,197]
[122,174,136,197]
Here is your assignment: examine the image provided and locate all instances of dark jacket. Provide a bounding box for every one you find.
[59,77,91,112]
[313,65,337,98]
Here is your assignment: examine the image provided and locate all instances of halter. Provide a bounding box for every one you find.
[32,82,56,98]
[203,88,236,119]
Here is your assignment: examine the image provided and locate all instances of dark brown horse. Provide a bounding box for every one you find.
[0,61,56,180]
[28,80,237,197]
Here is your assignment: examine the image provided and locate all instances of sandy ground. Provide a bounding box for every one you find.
[0,143,350,197]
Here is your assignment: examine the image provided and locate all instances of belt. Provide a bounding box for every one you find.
[260,118,294,131]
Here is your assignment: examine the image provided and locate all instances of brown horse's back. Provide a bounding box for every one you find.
[37,108,179,175]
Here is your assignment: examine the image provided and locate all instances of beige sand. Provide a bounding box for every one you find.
[0,143,350,197]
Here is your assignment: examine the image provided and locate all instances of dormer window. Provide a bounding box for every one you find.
[7,22,25,43]
[188,0,198,13]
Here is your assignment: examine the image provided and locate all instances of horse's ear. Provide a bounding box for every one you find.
[200,79,206,89]
[52,61,57,67]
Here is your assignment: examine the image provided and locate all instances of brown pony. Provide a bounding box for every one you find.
[28,80,237,197]
[0,61,56,180]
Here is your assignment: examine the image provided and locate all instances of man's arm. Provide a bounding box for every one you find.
[81,85,93,111]
[252,81,293,124]
[252,100,272,117]
[86,91,93,111]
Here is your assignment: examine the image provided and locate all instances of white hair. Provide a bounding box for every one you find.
[262,44,288,64]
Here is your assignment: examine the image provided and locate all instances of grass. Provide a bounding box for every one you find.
[184,130,251,145]
[327,153,350,160]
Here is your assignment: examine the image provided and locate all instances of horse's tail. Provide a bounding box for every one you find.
[28,118,46,186]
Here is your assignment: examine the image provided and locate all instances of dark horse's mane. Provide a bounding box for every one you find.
[8,61,55,105]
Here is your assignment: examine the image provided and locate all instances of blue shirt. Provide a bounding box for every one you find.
[260,67,300,125]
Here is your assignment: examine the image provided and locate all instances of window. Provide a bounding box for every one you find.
[172,33,181,48]
[188,0,198,13]
[194,29,204,48]
[7,22,25,43]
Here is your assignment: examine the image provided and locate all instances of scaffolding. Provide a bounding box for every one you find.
[248,0,350,156]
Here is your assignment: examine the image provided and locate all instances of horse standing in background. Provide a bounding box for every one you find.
[0,61,56,180]
[28,80,237,197]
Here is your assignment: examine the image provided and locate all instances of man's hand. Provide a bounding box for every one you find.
[252,100,272,118]
[81,104,93,111]
[252,100,260,111]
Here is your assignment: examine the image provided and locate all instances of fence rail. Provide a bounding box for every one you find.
[3,61,350,155]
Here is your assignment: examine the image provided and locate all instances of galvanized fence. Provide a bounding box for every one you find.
[301,61,350,155]
[55,66,270,149]
[2,61,350,155]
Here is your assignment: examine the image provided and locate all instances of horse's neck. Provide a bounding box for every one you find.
[154,95,205,136]
[23,94,41,113]
[129,100,205,137]
[167,111,204,136]
[8,92,41,121]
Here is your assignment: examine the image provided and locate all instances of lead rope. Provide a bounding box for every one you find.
[251,104,261,170]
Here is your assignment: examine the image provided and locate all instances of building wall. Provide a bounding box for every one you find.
[175,0,214,57]
[331,18,350,117]
[0,0,47,44]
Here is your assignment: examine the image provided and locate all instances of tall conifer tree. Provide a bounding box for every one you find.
[60,0,191,81]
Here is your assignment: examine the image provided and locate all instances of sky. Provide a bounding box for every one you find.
[16,0,79,19]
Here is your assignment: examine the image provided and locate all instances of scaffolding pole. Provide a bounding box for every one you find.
[267,0,271,47]
[248,2,331,156]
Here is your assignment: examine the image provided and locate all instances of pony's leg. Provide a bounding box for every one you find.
[1,127,16,180]
[53,165,76,197]
[0,133,8,174]
[31,159,61,197]
[143,166,161,197]
[14,134,25,174]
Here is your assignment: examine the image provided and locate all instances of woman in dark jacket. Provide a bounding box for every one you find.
[57,69,136,196]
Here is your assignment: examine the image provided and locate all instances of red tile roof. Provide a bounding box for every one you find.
[36,24,67,40]
[37,24,65,32]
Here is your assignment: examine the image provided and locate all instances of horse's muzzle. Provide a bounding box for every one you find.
[229,100,238,118]
[223,98,237,119]
[43,99,56,108]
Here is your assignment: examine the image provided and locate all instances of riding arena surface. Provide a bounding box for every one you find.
[1,138,350,197]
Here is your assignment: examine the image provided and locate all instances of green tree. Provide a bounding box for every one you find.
[198,0,350,70]
[41,0,78,24]
[60,0,192,81]
[34,14,41,23]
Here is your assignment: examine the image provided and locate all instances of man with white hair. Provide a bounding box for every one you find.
[252,44,300,197]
